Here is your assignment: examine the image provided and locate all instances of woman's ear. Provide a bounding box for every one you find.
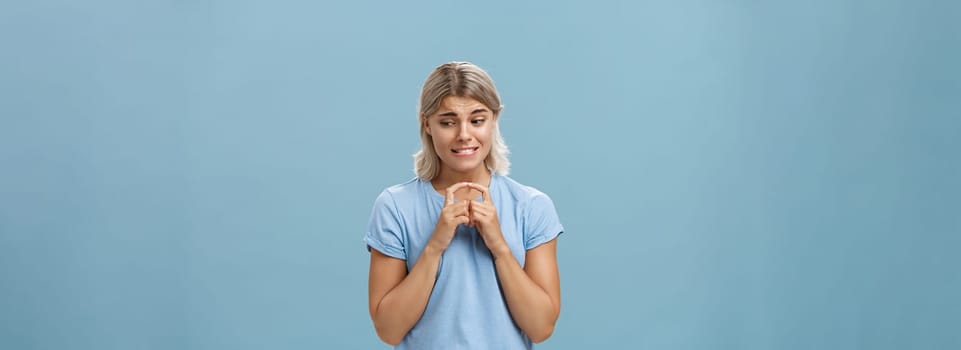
[423,117,431,135]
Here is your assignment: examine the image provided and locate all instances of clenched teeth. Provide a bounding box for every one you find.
[452,147,479,153]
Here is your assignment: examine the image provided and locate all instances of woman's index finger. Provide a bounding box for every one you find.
[446,182,473,204]
[467,183,491,202]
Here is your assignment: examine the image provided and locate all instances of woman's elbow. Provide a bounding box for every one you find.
[375,327,403,346]
[379,336,402,347]
[373,320,405,346]
[529,324,555,343]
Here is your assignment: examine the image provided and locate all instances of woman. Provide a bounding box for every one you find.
[365,62,564,349]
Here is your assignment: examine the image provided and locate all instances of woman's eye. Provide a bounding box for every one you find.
[471,119,485,125]
[440,121,455,127]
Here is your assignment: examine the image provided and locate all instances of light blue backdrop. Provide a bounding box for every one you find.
[1,0,958,349]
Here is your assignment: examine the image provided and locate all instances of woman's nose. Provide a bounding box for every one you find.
[457,124,472,141]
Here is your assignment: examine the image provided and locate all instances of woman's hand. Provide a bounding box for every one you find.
[466,183,509,257]
[427,182,472,252]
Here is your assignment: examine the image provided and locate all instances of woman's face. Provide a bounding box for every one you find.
[425,95,495,176]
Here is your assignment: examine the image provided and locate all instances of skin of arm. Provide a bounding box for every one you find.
[367,246,442,345]
[493,240,561,343]
[367,183,472,346]
[467,183,562,343]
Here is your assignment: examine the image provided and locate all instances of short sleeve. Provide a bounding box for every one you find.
[523,192,565,250]
[364,190,407,260]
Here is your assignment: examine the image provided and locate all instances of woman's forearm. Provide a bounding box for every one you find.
[371,244,443,345]
[492,247,559,343]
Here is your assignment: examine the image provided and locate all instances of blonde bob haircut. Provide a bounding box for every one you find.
[414,62,511,180]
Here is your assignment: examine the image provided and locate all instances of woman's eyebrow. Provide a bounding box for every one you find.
[436,108,488,117]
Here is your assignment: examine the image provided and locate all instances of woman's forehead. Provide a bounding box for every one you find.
[438,96,488,112]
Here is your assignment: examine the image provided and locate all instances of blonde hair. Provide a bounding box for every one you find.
[413,62,511,180]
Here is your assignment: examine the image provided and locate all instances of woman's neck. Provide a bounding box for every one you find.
[432,167,492,191]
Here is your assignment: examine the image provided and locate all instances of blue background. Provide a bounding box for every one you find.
[1,0,959,349]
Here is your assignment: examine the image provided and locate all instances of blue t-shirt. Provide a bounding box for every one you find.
[365,174,564,349]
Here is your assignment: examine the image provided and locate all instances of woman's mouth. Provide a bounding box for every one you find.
[451,147,479,156]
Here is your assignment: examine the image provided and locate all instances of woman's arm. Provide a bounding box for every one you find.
[367,245,443,346]
[465,183,561,343]
[491,240,561,343]
[367,182,473,345]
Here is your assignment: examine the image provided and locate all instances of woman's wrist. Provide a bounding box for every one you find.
[424,239,447,258]
[488,241,513,261]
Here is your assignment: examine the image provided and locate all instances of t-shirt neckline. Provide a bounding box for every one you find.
[423,174,497,203]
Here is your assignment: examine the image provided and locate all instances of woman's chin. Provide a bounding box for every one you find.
[443,162,485,175]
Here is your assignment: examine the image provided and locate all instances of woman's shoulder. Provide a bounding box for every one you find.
[371,177,434,207]
[382,177,420,192]
[375,177,424,199]
[495,174,553,203]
